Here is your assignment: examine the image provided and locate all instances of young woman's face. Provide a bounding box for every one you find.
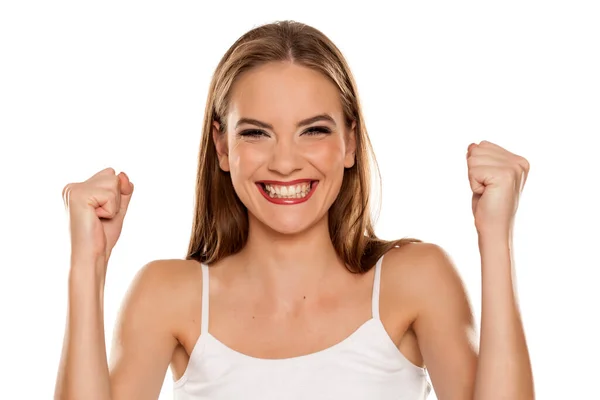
[214,61,356,235]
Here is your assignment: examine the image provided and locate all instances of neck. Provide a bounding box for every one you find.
[233,214,346,298]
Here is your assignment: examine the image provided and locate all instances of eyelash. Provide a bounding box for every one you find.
[239,126,332,138]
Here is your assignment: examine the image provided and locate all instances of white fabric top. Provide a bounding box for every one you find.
[173,256,432,399]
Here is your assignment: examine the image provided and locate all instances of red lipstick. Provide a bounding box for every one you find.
[256,180,318,205]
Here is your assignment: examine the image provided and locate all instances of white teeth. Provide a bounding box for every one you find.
[262,182,313,199]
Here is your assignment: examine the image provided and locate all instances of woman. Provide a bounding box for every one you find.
[55,20,534,399]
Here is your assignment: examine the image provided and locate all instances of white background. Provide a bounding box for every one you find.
[1,1,599,399]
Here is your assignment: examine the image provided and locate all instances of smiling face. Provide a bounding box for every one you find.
[213,61,356,235]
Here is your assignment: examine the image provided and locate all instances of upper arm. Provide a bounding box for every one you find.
[108,260,182,399]
[398,243,479,399]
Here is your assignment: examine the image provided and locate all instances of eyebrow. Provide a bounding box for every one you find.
[234,113,336,130]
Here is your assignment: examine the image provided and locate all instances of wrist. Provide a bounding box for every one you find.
[477,225,513,245]
[477,231,515,278]
[69,256,107,291]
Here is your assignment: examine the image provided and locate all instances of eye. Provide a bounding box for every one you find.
[302,126,332,136]
[239,129,269,138]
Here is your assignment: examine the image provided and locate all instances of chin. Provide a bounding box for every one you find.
[249,208,323,236]
[262,215,314,236]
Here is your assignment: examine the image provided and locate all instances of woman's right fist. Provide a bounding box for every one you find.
[62,167,134,265]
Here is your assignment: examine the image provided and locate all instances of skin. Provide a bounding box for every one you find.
[55,61,534,399]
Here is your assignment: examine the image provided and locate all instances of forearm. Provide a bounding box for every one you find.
[55,259,112,400]
[473,234,534,400]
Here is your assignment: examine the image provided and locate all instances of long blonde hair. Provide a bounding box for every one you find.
[186,20,419,273]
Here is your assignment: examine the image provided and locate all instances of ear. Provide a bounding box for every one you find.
[344,120,357,168]
[212,121,230,172]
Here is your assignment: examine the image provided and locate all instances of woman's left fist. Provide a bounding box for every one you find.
[466,140,530,235]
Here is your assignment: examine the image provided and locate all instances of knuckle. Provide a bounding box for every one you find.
[62,183,71,199]
[62,182,82,204]
[97,173,120,194]
[513,165,522,177]
[466,156,478,168]
[467,166,478,178]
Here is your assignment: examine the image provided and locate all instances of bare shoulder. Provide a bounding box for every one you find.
[382,241,453,271]
[119,258,203,331]
[135,259,202,290]
[128,259,202,298]
[382,242,478,395]
[380,241,475,341]
[108,259,203,397]
[381,242,467,303]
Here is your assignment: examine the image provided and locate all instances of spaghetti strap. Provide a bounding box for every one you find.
[371,256,384,320]
[174,254,430,398]
[201,264,209,336]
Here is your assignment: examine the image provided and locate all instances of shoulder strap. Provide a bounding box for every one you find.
[371,255,384,320]
[201,264,210,336]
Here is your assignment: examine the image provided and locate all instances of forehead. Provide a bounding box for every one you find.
[227,62,343,127]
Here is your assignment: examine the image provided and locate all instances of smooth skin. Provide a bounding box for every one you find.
[55,62,534,399]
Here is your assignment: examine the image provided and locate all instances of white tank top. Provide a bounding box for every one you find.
[173,256,432,399]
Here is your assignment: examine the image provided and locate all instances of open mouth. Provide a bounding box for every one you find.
[256,180,318,204]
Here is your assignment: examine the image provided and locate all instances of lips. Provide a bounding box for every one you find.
[256,180,319,205]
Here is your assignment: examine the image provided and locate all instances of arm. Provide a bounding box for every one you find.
[410,140,534,398]
[54,259,180,400]
[409,241,533,400]
[408,243,478,399]
[473,234,534,399]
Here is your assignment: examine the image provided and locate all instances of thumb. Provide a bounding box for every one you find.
[467,166,486,195]
[118,172,134,212]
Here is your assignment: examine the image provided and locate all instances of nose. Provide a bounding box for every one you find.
[267,136,301,176]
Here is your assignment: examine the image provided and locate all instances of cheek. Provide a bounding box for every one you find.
[303,139,346,172]
[229,142,267,180]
